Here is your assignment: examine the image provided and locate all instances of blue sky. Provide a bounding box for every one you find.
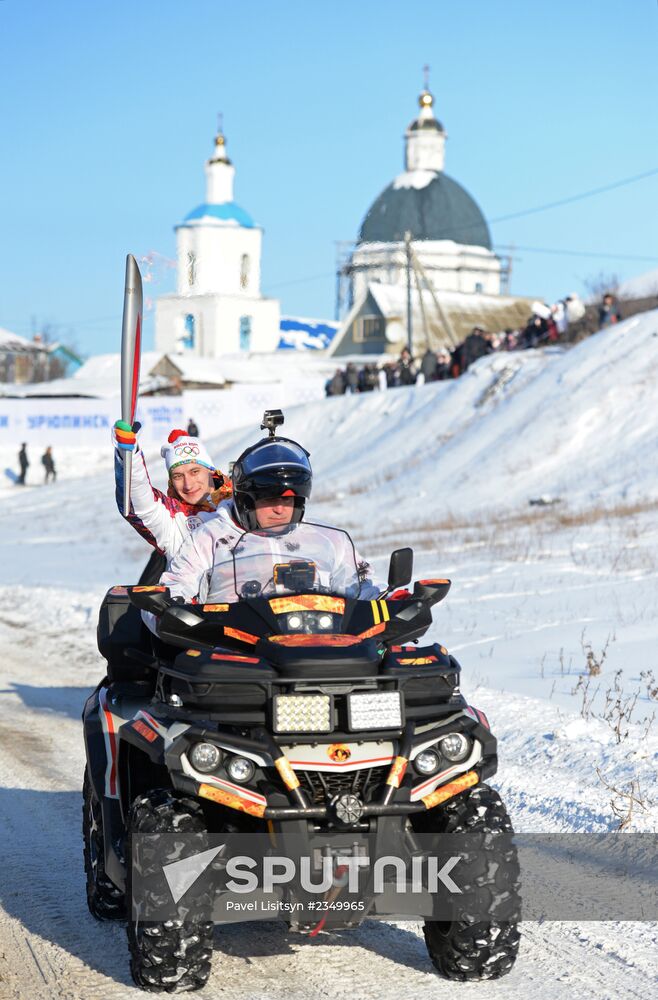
[1,0,657,356]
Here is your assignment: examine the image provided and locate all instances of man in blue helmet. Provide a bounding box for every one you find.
[157,417,381,606]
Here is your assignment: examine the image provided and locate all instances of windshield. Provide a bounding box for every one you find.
[206,522,363,602]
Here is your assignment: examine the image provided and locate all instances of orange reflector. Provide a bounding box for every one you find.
[133,585,167,592]
[203,604,229,612]
[418,579,450,585]
[186,649,202,657]
[358,622,386,640]
[386,756,408,788]
[211,653,260,663]
[269,595,346,614]
[397,656,438,665]
[274,756,301,790]
[224,627,259,645]
[268,633,361,647]
[132,719,157,743]
[421,770,478,809]
[198,783,266,817]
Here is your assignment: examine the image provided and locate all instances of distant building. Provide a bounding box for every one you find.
[331,83,530,356]
[351,84,502,300]
[0,328,81,383]
[155,125,281,356]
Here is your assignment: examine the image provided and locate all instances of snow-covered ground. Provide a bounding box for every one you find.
[1,312,657,998]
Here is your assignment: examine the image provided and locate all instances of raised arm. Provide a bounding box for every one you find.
[114,425,179,555]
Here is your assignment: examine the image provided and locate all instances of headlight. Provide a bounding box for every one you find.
[226,755,256,783]
[414,749,441,775]
[348,692,402,730]
[273,694,333,733]
[189,741,222,773]
[439,733,471,762]
[284,611,338,632]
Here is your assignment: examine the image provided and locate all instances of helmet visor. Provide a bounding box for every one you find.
[240,441,311,476]
[240,468,312,500]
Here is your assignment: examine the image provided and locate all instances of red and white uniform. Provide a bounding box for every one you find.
[114,447,221,563]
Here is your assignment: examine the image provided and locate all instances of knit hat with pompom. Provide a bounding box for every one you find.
[160,429,216,473]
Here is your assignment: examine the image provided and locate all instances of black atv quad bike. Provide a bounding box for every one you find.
[83,522,519,992]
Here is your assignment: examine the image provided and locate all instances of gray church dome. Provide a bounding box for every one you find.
[358,171,492,249]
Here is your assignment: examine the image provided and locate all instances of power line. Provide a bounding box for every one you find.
[489,166,658,226]
[494,244,658,262]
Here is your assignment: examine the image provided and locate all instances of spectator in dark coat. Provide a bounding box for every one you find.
[358,364,378,392]
[598,293,621,328]
[345,363,359,394]
[397,348,417,386]
[17,443,29,485]
[326,369,346,396]
[384,363,399,388]
[520,314,549,349]
[461,327,492,369]
[186,418,200,437]
[420,348,438,383]
[42,446,56,484]
[436,351,451,380]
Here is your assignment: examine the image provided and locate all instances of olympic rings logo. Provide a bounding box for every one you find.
[174,443,200,456]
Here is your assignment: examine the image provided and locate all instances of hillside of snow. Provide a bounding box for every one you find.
[0,312,657,998]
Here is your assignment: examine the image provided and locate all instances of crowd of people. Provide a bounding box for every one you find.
[325,291,599,393]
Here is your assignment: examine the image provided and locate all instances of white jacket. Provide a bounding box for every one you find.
[158,505,381,604]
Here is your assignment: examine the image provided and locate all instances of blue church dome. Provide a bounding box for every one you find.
[182,202,254,227]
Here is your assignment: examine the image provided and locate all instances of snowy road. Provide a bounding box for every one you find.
[2,331,658,999]
[0,584,655,1000]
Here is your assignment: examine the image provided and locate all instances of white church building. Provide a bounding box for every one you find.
[349,85,503,302]
[155,126,281,356]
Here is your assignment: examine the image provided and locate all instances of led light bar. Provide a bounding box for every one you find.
[348,691,403,731]
[273,694,333,734]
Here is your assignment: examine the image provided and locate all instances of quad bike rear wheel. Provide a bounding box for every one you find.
[412,783,520,981]
[126,788,214,993]
[82,767,126,920]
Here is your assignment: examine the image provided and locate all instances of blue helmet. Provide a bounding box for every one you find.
[231,437,312,531]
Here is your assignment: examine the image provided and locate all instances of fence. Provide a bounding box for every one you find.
[0,380,326,447]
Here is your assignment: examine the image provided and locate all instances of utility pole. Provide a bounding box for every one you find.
[405,230,413,355]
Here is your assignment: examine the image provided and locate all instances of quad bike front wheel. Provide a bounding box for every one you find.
[82,767,126,920]
[126,788,214,993]
[412,782,520,980]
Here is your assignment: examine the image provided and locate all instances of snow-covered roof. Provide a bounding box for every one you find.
[74,352,162,382]
[0,327,49,352]
[0,351,168,398]
[329,282,535,355]
[153,354,227,386]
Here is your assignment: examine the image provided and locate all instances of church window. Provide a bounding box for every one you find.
[183,314,195,349]
[240,254,250,290]
[355,315,385,342]
[187,251,196,287]
[475,281,483,293]
[239,315,252,351]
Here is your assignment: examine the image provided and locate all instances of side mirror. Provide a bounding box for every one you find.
[128,586,173,615]
[387,547,414,590]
